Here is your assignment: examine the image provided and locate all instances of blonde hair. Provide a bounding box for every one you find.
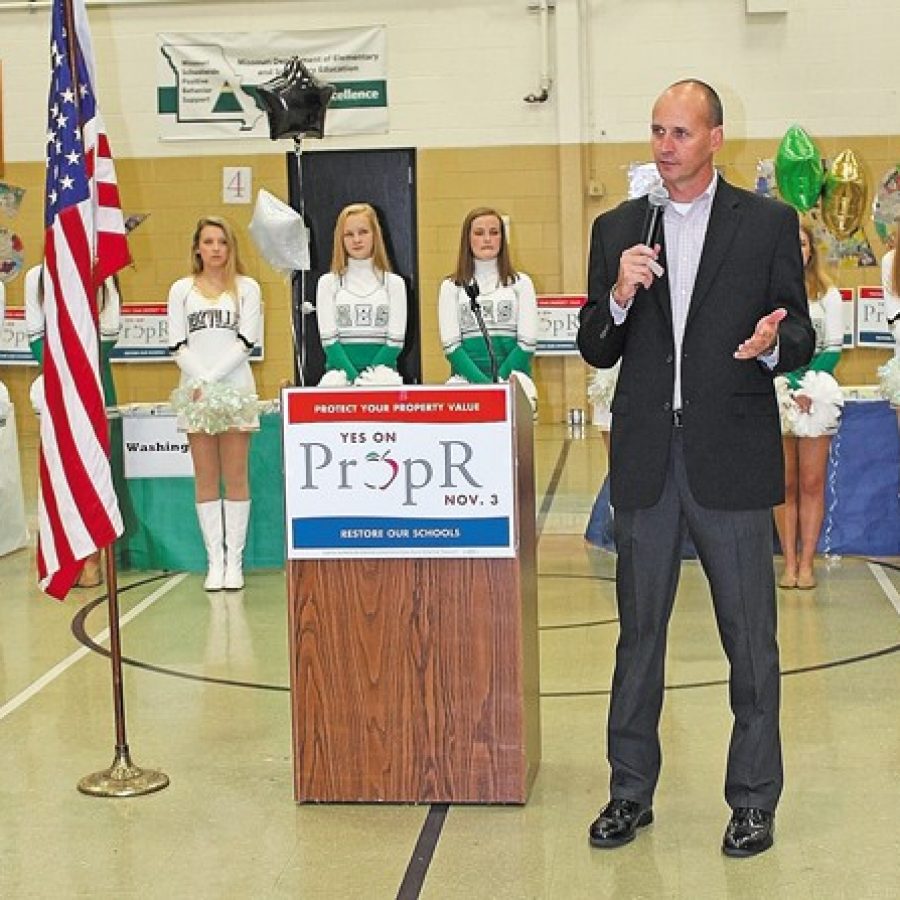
[330,203,391,274]
[450,207,518,286]
[190,216,244,296]
[800,216,833,300]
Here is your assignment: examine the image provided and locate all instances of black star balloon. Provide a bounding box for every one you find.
[255,58,334,140]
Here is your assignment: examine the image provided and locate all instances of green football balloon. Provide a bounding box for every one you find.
[775,125,824,212]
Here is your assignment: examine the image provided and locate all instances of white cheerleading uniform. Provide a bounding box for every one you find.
[882,250,900,357]
[25,264,122,347]
[167,275,261,431]
[25,264,122,410]
[808,286,844,359]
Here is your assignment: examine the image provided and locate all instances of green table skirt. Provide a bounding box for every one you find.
[118,414,285,572]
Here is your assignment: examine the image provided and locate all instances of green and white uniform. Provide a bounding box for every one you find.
[438,258,537,383]
[783,285,843,390]
[315,257,407,383]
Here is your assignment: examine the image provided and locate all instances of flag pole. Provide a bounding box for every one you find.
[77,541,169,798]
[54,0,167,798]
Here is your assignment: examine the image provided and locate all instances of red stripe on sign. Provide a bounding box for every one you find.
[287,386,509,424]
[537,294,587,308]
[122,304,168,315]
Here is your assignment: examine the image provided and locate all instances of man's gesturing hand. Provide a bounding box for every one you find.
[733,308,787,359]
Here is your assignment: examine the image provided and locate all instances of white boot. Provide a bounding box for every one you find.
[196,500,225,591]
[223,499,251,590]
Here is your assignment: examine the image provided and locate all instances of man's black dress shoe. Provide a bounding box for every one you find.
[588,799,653,848]
[722,807,774,858]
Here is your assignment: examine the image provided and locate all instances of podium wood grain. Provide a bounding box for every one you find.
[287,383,540,803]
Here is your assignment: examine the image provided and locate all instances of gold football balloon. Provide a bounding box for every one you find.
[822,149,866,239]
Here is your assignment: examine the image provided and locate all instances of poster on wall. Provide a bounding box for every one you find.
[0,303,264,364]
[840,287,855,348]
[536,294,586,356]
[0,307,34,364]
[855,286,893,348]
[157,27,388,141]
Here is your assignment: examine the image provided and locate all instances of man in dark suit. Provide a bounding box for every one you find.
[577,79,815,858]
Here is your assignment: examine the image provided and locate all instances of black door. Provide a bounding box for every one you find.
[286,148,419,385]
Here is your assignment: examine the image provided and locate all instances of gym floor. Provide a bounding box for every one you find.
[1,424,899,899]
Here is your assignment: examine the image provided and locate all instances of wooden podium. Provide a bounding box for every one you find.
[284,381,540,803]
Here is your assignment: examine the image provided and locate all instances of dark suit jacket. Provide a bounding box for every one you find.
[578,178,815,511]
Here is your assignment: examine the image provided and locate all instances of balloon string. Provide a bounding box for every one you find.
[293,137,308,386]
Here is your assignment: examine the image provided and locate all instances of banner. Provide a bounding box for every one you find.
[856,286,893,348]
[839,287,855,348]
[283,385,516,559]
[0,307,35,364]
[122,412,193,479]
[157,27,388,140]
[536,294,586,355]
[1,303,264,364]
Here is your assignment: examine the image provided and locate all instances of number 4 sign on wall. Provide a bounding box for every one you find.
[223,166,252,204]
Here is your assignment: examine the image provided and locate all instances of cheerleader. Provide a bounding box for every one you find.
[25,264,121,588]
[882,223,900,355]
[877,225,900,407]
[315,203,407,386]
[438,207,537,404]
[773,217,844,590]
[168,217,261,591]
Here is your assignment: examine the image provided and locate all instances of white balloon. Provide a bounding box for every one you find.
[249,189,310,273]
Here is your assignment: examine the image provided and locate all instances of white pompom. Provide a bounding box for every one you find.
[354,365,403,387]
[878,356,900,406]
[789,371,844,438]
[587,363,620,411]
[318,369,350,387]
[774,375,797,434]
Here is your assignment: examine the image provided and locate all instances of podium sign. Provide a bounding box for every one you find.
[283,384,516,558]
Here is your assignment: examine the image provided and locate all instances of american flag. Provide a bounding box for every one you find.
[38,0,130,599]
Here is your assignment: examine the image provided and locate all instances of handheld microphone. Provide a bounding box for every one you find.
[463,279,481,310]
[641,184,669,249]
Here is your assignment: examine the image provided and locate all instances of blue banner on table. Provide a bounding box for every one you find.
[821,399,900,556]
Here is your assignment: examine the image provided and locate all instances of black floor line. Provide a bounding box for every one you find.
[538,570,616,582]
[541,617,619,631]
[541,642,900,698]
[395,804,449,900]
[70,581,290,693]
[536,437,571,538]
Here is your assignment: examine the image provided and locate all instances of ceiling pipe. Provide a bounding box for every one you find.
[524,0,554,104]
